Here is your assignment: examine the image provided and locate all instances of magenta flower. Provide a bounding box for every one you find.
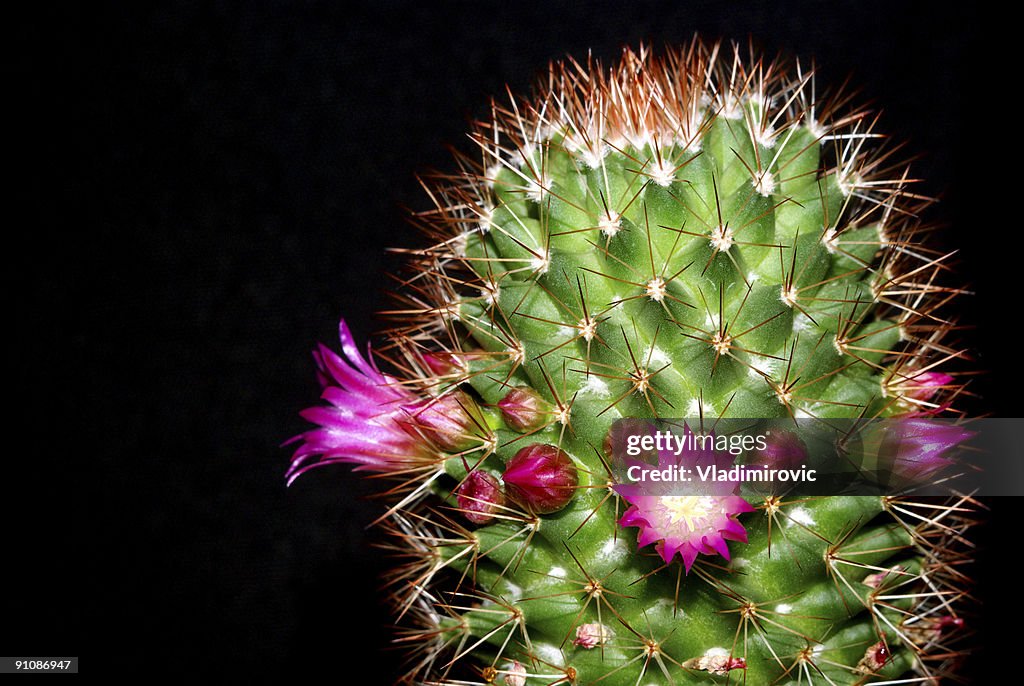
[287,320,439,484]
[616,424,754,572]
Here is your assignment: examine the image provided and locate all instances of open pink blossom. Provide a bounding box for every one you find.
[287,320,439,484]
[615,423,754,572]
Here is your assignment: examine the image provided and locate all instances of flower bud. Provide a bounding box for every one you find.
[502,444,579,514]
[604,419,658,460]
[498,387,552,432]
[937,615,965,633]
[905,614,965,642]
[750,429,807,470]
[902,371,953,402]
[872,418,971,483]
[503,660,526,686]
[404,391,486,452]
[682,649,746,675]
[421,351,466,378]
[857,641,890,673]
[573,622,611,649]
[456,470,505,525]
[862,566,903,589]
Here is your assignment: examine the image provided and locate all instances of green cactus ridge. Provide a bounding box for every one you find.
[350,43,972,685]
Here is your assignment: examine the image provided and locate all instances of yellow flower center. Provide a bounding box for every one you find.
[659,496,712,532]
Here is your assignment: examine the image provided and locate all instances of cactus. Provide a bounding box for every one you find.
[290,42,975,684]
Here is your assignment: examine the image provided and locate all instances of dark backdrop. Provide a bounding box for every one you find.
[8,1,1013,681]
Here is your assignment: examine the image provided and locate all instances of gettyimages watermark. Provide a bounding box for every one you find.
[607,418,1024,498]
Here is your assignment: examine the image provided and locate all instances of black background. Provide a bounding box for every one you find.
[8,1,1015,681]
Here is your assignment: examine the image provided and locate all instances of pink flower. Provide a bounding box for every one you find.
[885,369,954,413]
[615,424,754,572]
[286,320,438,484]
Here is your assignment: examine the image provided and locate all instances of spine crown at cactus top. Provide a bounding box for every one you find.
[290,41,972,685]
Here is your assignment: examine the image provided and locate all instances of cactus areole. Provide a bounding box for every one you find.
[290,42,973,684]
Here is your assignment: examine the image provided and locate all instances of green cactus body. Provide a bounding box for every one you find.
[292,42,972,685]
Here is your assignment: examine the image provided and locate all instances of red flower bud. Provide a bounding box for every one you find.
[937,615,965,633]
[859,641,890,672]
[751,429,807,470]
[456,470,505,525]
[498,387,552,432]
[502,444,579,514]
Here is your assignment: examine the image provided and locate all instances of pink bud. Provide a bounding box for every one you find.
[502,444,579,514]
[683,650,746,675]
[870,642,890,667]
[903,371,953,402]
[498,387,552,432]
[725,657,746,672]
[503,661,527,686]
[750,429,807,470]
[872,418,971,483]
[905,614,965,643]
[456,470,505,525]
[863,571,887,589]
[857,641,890,672]
[404,391,486,452]
[604,419,658,460]
[937,615,965,633]
[422,351,466,378]
[573,622,611,649]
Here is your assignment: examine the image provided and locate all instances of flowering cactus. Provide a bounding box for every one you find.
[291,42,975,684]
